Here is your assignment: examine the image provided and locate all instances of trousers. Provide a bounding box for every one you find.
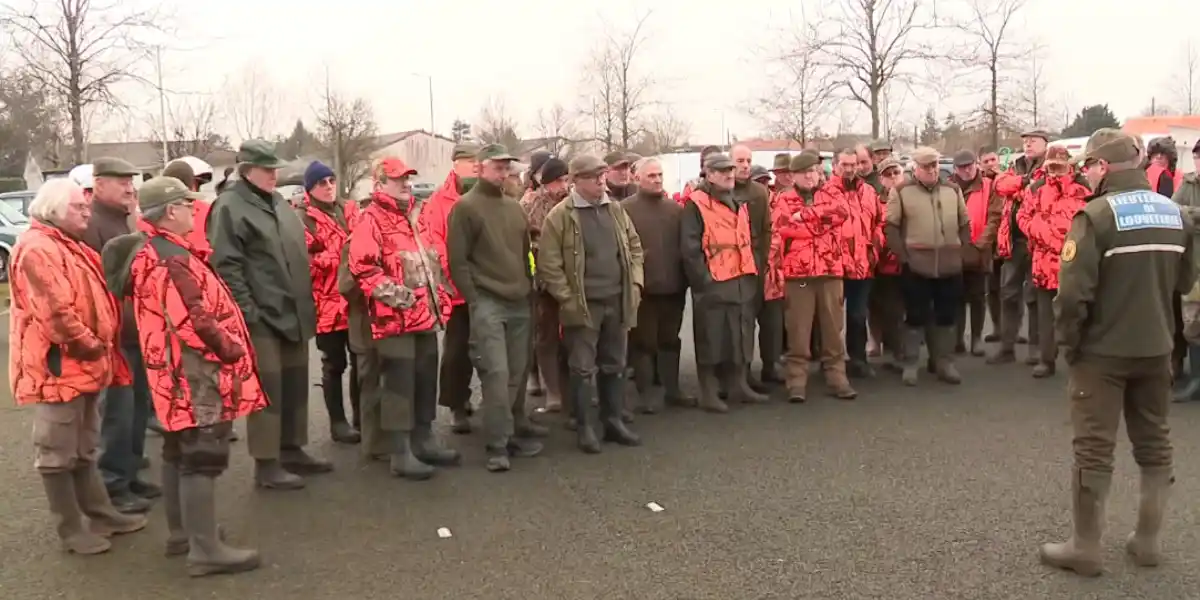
[1068,354,1172,473]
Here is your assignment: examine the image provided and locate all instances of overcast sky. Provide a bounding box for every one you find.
[83,0,1200,144]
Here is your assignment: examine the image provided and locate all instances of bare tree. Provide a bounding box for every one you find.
[815,0,936,137]
[635,111,691,154]
[315,81,379,198]
[580,12,655,150]
[1,0,166,164]
[754,20,836,145]
[1172,40,1199,114]
[952,0,1027,148]
[475,95,522,151]
[222,62,283,142]
[533,104,577,155]
[1011,43,1051,131]
[148,94,229,160]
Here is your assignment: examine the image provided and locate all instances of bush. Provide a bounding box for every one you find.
[0,178,25,194]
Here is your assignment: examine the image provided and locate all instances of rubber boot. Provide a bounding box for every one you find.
[1126,466,1174,567]
[901,328,923,386]
[73,463,147,536]
[570,374,601,454]
[180,474,260,577]
[411,425,461,466]
[41,471,111,555]
[323,373,361,444]
[658,350,697,407]
[253,459,304,491]
[389,431,434,481]
[1173,345,1200,402]
[697,366,728,413]
[631,350,661,414]
[731,364,770,404]
[1040,468,1110,577]
[450,408,472,434]
[598,372,641,446]
[933,326,962,384]
[163,462,188,556]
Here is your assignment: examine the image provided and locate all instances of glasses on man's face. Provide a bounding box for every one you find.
[882,169,901,179]
[318,177,336,187]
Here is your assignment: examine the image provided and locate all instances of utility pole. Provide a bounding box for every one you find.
[427,75,435,135]
[156,45,169,166]
[324,67,342,196]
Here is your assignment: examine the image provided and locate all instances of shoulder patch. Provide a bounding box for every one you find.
[1106,190,1183,232]
[1061,239,1076,262]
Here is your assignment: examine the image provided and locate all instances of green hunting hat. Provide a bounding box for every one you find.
[139,176,204,212]
[789,152,820,172]
[771,153,792,171]
[1072,128,1140,166]
[476,143,517,162]
[452,143,480,160]
[92,157,139,178]
[237,139,287,169]
[603,151,632,167]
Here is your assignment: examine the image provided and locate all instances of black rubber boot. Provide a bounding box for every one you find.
[571,374,601,454]
[389,432,434,481]
[598,372,641,446]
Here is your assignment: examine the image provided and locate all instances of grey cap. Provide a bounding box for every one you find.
[568,154,608,176]
[750,165,770,181]
[703,153,735,170]
[92,157,139,178]
[912,147,940,166]
[952,150,977,167]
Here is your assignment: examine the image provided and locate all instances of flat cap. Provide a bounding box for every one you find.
[789,152,821,172]
[952,150,977,167]
[750,165,771,181]
[529,150,553,175]
[92,157,139,178]
[1073,128,1140,166]
[912,146,940,166]
[703,152,735,170]
[869,139,893,152]
[569,154,608,176]
[603,151,632,167]
[878,157,902,173]
[237,139,287,169]
[162,160,196,190]
[771,153,792,171]
[476,143,517,162]
[452,143,480,161]
[1020,129,1051,141]
[139,176,203,213]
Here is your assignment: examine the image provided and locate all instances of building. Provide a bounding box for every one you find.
[1123,116,1200,174]
[369,130,457,184]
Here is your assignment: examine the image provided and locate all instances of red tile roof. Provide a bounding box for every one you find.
[1123,116,1200,136]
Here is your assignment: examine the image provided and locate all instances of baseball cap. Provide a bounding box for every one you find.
[68,164,94,189]
[375,157,418,180]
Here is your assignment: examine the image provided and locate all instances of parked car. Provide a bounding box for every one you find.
[0,190,35,217]
[412,182,436,200]
[0,199,32,283]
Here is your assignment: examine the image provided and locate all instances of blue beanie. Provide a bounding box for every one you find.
[303,161,335,191]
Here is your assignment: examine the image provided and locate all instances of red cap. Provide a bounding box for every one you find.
[376,157,417,180]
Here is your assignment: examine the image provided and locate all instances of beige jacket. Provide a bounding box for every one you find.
[885,179,971,278]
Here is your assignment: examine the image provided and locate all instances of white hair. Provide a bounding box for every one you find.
[633,157,661,174]
[28,178,84,224]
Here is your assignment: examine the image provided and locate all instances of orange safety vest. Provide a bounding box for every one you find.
[690,190,758,281]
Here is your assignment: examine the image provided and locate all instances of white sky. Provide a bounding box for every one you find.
[79,0,1199,144]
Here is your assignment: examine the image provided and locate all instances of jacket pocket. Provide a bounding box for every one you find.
[46,345,63,378]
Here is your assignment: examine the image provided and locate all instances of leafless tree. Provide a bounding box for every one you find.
[533,103,577,155]
[814,0,936,138]
[475,95,522,151]
[952,0,1027,148]
[1172,40,1199,114]
[754,20,836,145]
[315,81,379,198]
[1011,43,1051,131]
[1141,99,1178,117]
[635,111,691,154]
[222,62,283,142]
[1,0,167,164]
[580,12,655,150]
[148,94,229,160]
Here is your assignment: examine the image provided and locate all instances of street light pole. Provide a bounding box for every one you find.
[155,45,169,166]
[412,73,435,134]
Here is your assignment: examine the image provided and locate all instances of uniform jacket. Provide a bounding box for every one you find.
[9,221,130,406]
[102,226,266,432]
[347,191,452,339]
[1055,169,1195,360]
[538,192,644,330]
[826,176,884,279]
[775,185,848,279]
[424,172,468,305]
[885,178,971,278]
[297,198,357,334]
[207,180,316,343]
[1017,173,1090,290]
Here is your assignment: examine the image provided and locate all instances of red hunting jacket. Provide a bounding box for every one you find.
[776,185,849,279]
[423,172,467,306]
[825,176,883,279]
[1016,173,1090,290]
[347,191,453,339]
[298,198,358,334]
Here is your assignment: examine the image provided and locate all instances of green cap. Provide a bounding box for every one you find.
[476,143,517,162]
[771,153,792,171]
[603,151,632,167]
[750,165,770,181]
[237,139,287,169]
[1072,128,1140,166]
[139,176,204,212]
[92,157,139,178]
[568,154,608,176]
[703,153,734,170]
[452,143,480,161]
[789,152,820,172]
[869,139,893,152]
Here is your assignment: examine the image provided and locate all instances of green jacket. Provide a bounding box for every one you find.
[1055,169,1195,360]
[1173,173,1200,300]
[537,191,644,330]
[207,180,316,343]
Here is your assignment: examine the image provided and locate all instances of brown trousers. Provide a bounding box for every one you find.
[534,291,566,401]
[783,278,849,393]
[438,303,474,413]
[33,394,102,472]
[1068,354,1173,473]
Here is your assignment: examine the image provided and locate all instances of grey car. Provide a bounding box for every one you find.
[0,196,32,283]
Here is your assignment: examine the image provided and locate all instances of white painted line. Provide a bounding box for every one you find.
[436,527,452,539]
